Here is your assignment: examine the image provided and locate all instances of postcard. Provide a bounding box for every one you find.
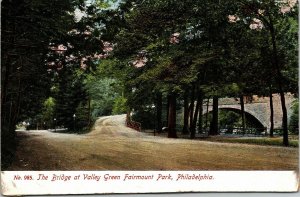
[1,0,299,195]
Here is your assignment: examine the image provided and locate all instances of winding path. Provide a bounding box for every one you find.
[8,115,298,170]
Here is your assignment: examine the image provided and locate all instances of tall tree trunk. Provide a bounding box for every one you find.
[156,92,163,133]
[190,92,202,139]
[240,95,246,134]
[2,64,11,127]
[269,15,288,146]
[10,71,22,134]
[1,64,10,107]
[209,96,218,135]
[279,90,288,146]
[182,90,189,134]
[166,94,170,126]
[88,97,91,127]
[269,87,274,137]
[8,99,13,132]
[167,93,177,138]
[197,94,203,134]
[205,98,210,132]
[189,84,195,131]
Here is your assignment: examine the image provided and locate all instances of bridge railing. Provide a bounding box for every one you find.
[125,114,142,132]
[219,127,267,136]
[272,128,299,135]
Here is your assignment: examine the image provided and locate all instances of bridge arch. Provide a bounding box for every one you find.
[204,106,267,130]
[219,107,265,129]
[202,94,296,131]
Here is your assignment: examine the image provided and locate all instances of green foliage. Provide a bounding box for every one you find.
[219,110,242,133]
[94,0,119,9]
[107,0,298,140]
[84,59,125,118]
[85,77,119,117]
[41,97,56,128]
[53,68,87,130]
[74,101,91,133]
[112,96,128,115]
[132,110,155,130]
[289,100,299,134]
[1,0,78,169]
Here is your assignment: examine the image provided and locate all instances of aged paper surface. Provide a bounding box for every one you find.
[1,171,299,195]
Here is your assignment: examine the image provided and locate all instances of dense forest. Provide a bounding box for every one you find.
[2,0,298,169]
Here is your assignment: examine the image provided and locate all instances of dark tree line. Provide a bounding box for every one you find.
[108,0,298,145]
[1,0,79,168]
[1,0,104,168]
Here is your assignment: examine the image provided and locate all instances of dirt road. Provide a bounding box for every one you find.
[8,115,298,170]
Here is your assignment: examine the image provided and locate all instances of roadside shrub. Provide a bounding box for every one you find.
[132,109,155,130]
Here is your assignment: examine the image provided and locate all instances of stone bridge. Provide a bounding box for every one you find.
[204,93,296,131]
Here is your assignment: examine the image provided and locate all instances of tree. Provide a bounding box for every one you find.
[182,90,190,134]
[190,91,203,139]
[227,0,298,146]
[155,92,163,133]
[1,0,80,169]
[209,96,219,135]
[85,77,120,117]
[109,0,202,137]
[112,96,128,114]
[41,97,56,129]
[1,0,118,168]
[53,68,88,130]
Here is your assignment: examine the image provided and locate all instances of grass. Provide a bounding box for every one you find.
[149,130,299,147]
[202,136,299,147]
[10,129,299,171]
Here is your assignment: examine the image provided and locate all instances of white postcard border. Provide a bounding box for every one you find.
[1,171,299,195]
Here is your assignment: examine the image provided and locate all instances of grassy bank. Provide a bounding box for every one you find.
[202,136,299,147]
[147,131,299,147]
